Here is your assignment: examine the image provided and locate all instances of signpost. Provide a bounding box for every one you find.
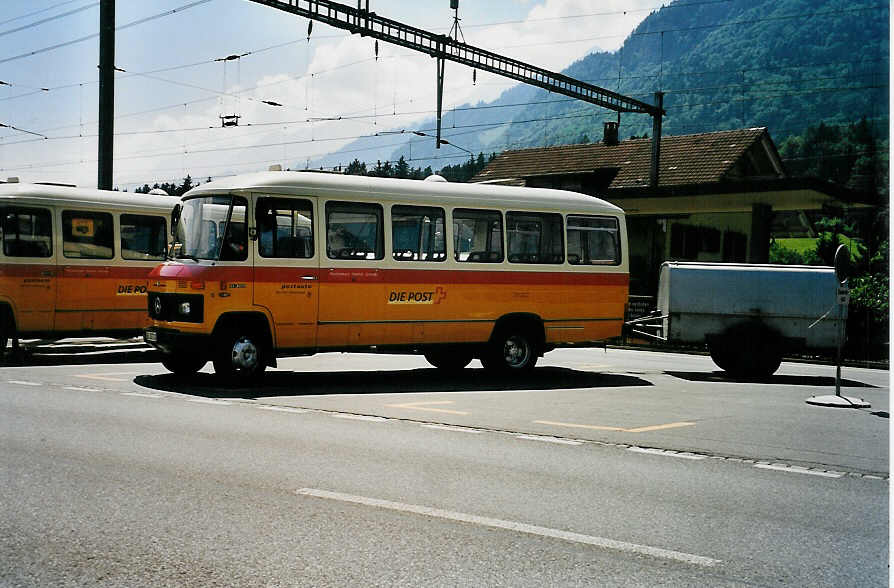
[806,245,870,408]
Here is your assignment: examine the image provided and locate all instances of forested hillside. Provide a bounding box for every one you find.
[314,0,888,189]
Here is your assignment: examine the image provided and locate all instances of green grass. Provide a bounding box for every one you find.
[774,237,817,254]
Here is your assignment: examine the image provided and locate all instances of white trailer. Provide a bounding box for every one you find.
[629,262,847,378]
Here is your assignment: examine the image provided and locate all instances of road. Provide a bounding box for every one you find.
[1,348,888,586]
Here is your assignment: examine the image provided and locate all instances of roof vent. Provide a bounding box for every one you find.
[424,174,448,182]
[603,121,619,146]
[148,188,169,196]
[5,177,19,183]
[268,164,282,171]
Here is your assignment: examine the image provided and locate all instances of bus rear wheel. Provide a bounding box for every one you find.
[213,330,266,382]
[161,353,207,375]
[481,330,538,372]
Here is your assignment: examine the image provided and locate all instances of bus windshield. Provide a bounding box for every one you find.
[174,195,247,261]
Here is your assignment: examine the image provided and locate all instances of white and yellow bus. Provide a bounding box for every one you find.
[144,172,629,379]
[0,180,175,353]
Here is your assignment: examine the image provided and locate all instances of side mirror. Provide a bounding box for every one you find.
[170,203,182,237]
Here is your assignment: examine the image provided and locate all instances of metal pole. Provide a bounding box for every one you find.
[435,53,444,149]
[97,0,115,190]
[835,289,844,397]
[649,91,664,188]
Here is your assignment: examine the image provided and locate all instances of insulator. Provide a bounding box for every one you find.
[375,40,379,60]
[473,69,476,85]
[307,20,313,41]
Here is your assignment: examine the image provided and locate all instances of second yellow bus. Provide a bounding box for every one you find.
[144,172,629,379]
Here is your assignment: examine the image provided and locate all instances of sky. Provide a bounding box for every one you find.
[0,0,661,191]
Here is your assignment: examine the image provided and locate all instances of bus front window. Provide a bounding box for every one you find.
[174,195,248,261]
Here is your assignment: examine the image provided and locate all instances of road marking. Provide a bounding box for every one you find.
[75,372,137,382]
[7,380,42,386]
[628,446,706,460]
[332,414,388,422]
[296,488,721,567]
[535,420,696,433]
[121,392,163,398]
[385,400,468,415]
[753,463,844,478]
[257,406,309,414]
[65,386,102,392]
[186,398,232,406]
[517,434,583,446]
[421,424,483,434]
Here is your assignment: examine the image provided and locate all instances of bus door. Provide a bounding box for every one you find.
[0,205,56,333]
[56,209,116,332]
[252,196,318,350]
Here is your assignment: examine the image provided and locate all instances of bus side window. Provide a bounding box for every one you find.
[121,214,166,260]
[257,197,314,259]
[567,215,621,265]
[507,211,563,264]
[391,205,445,262]
[326,201,384,260]
[2,207,53,258]
[453,208,503,263]
[62,210,114,259]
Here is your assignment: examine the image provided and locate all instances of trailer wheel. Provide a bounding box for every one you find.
[424,350,473,371]
[161,353,207,375]
[710,325,783,380]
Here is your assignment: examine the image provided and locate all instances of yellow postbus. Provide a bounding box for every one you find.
[144,172,629,379]
[0,180,175,354]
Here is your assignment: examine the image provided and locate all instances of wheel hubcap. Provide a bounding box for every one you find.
[503,336,529,368]
[231,337,258,371]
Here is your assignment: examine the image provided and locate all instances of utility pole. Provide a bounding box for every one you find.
[97,0,115,190]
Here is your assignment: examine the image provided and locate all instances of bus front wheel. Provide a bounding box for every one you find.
[161,353,207,375]
[213,330,266,382]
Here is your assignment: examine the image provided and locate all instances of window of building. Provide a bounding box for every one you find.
[507,211,564,264]
[257,198,314,259]
[326,201,384,260]
[62,210,113,259]
[392,205,446,262]
[121,214,167,260]
[567,215,621,265]
[453,208,503,263]
[1,207,52,258]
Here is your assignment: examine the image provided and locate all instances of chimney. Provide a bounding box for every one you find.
[603,121,619,146]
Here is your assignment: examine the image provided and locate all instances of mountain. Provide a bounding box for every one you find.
[307,0,889,174]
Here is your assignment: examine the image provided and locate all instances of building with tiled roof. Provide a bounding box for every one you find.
[472,127,871,296]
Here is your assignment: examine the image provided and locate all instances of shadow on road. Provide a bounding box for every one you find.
[666,371,879,388]
[134,366,652,399]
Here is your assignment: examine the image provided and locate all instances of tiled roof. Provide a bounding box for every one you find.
[471,128,775,188]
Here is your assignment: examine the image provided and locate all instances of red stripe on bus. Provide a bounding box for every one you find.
[153,263,628,287]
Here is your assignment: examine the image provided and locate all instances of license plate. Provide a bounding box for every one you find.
[145,330,157,343]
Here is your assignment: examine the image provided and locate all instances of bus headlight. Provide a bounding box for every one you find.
[178,301,192,316]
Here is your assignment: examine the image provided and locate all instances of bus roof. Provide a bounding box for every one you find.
[185,172,624,216]
[0,182,178,213]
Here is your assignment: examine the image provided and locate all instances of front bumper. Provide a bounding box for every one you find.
[144,326,208,355]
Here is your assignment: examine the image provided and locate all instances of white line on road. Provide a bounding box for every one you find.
[65,386,102,392]
[186,398,232,406]
[296,488,721,567]
[627,446,706,460]
[121,392,163,399]
[257,406,310,414]
[516,434,583,446]
[7,380,42,386]
[332,414,388,422]
[753,463,844,478]
[421,424,483,434]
